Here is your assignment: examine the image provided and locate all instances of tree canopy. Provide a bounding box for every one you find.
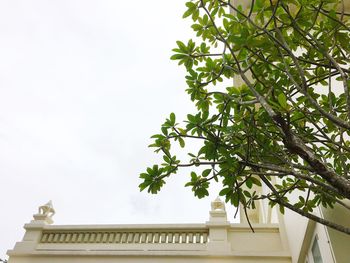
[139,0,350,234]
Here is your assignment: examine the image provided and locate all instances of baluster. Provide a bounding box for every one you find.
[121,233,127,243]
[53,233,60,243]
[108,233,114,243]
[77,233,84,243]
[71,233,77,243]
[147,233,153,243]
[89,233,96,243]
[133,233,140,243]
[41,233,48,243]
[174,233,180,243]
[188,233,194,243]
[83,233,89,243]
[59,233,66,243]
[127,233,134,243]
[102,233,108,243]
[153,233,160,243]
[181,233,187,243]
[168,233,173,243]
[195,233,200,243]
[65,233,72,243]
[96,233,102,243]
[160,233,166,243]
[203,232,208,243]
[140,233,147,243]
[114,233,121,243]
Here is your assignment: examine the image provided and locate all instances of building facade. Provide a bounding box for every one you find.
[7,198,350,263]
[7,198,292,263]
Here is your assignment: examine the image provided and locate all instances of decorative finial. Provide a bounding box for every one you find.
[33,200,55,224]
[38,200,55,217]
[211,196,225,211]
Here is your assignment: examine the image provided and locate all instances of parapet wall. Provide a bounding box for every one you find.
[7,198,291,263]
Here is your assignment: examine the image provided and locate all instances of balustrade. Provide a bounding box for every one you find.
[40,229,208,244]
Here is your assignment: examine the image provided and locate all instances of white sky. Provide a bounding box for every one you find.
[0,1,237,257]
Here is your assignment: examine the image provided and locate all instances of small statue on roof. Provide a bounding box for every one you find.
[32,200,55,224]
[38,200,55,217]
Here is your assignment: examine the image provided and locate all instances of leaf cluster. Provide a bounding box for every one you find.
[140,0,350,234]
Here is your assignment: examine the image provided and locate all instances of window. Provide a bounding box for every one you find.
[311,236,323,263]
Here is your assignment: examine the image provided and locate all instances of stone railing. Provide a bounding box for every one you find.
[39,228,208,244]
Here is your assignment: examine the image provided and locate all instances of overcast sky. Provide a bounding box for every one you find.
[0,1,238,258]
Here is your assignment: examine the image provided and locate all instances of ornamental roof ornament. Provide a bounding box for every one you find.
[38,200,55,217]
[211,197,225,211]
[32,200,55,224]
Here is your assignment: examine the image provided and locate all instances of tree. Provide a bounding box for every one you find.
[139,0,350,234]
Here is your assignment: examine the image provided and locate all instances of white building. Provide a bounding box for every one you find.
[7,198,291,263]
[6,198,350,263]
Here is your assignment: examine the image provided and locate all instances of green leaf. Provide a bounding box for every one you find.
[219,188,231,196]
[179,137,185,148]
[183,2,196,18]
[277,93,288,109]
[163,155,170,164]
[191,171,197,180]
[246,178,253,189]
[161,126,168,136]
[170,112,176,125]
[202,169,211,177]
[279,205,285,215]
[251,177,262,186]
[176,41,187,52]
[170,54,188,60]
[231,192,239,207]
